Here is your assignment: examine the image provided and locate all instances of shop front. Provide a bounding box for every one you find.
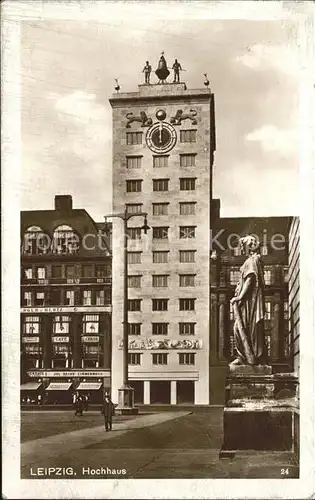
[21,381,44,404]
[45,381,73,404]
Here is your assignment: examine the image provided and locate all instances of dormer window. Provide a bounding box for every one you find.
[52,225,79,255]
[23,226,49,255]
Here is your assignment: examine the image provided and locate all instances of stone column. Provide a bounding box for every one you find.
[72,313,82,368]
[210,293,218,363]
[272,293,281,362]
[144,380,150,404]
[218,294,226,359]
[170,380,177,405]
[103,313,111,369]
[42,314,52,369]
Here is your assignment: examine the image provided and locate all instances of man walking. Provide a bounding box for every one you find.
[101,393,115,431]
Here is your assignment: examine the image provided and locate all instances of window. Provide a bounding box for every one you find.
[65,290,74,306]
[153,251,169,263]
[83,265,93,278]
[83,290,92,306]
[152,227,168,240]
[126,133,142,145]
[96,290,105,305]
[179,226,196,239]
[152,299,168,311]
[35,292,45,306]
[53,315,70,334]
[284,301,289,320]
[152,353,168,365]
[152,323,168,335]
[52,265,62,278]
[65,265,75,278]
[126,203,143,214]
[126,156,142,169]
[96,264,111,278]
[127,227,142,240]
[229,270,240,285]
[152,275,168,287]
[152,203,169,216]
[179,298,196,311]
[179,323,195,335]
[179,250,196,263]
[36,267,46,279]
[83,314,99,334]
[180,154,196,167]
[23,226,49,255]
[261,245,268,256]
[179,353,195,365]
[24,268,33,279]
[229,302,234,320]
[180,178,196,191]
[264,270,272,285]
[265,301,272,320]
[128,275,142,288]
[128,323,142,335]
[50,289,61,306]
[180,130,196,143]
[128,299,142,311]
[179,274,195,287]
[153,179,169,191]
[128,252,142,264]
[128,353,141,365]
[126,179,142,192]
[153,156,168,168]
[23,292,32,307]
[23,316,40,334]
[180,202,196,215]
[52,225,79,255]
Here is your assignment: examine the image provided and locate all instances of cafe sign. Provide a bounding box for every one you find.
[52,336,70,343]
[22,336,40,343]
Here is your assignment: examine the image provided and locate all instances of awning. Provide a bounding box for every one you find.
[46,382,72,391]
[21,382,42,391]
[76,382,102,391]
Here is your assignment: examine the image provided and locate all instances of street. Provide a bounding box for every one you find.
[21,409,299,479]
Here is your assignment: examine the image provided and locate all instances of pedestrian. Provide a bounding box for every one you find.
[101,393,115,431]
[74,392,84,416]
[83,394,89,412]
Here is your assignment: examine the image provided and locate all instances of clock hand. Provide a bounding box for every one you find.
[159,123,162,143]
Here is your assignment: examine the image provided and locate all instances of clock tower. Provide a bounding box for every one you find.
[109,57,216,405]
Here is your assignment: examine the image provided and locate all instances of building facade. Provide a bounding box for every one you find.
[288,217,300,375]
[209,210,292,403]
[20,195,112,404]
[110,72,216,404]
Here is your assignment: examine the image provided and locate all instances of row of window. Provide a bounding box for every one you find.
[128,352,196,365]
[128,298,196,312]
[229,300,289,321]
[229,269,273,285]
[126,202,196,217]
[126,155,197,169]
[128,322,195,336]
[127,227,196,241]
[23,314,103,334]
[23,264,111,280]
[22,290,110,307]
[126,130,196,146]
[126,179,199,193]
[128,274,196,288]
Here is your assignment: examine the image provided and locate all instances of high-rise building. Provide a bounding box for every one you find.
[110,58,216,405]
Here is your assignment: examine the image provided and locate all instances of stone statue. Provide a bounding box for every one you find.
[155,52,170,83]
[142,61,152,84]
[230,235,265,366]
[172,59,182,83]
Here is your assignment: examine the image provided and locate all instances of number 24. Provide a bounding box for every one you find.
[281,468,289,475]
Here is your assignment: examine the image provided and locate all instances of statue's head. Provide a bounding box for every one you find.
[239,235,260,255]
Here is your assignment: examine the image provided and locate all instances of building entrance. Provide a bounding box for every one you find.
[130,381,144,404]
[177,380,194,404]
[150,381,170,404]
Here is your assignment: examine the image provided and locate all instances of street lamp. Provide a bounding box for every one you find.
[104,208,150,414]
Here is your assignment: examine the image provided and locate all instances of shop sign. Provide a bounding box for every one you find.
[52,336,70,343]
[28,370,110,378]
[21,306,112,314]
[81,336,99,343]
[22,336,40,343]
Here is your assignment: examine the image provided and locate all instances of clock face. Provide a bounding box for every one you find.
[146,122,177,154]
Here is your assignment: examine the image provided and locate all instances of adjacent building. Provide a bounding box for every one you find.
[20,195,112,404]
[288,217,300,375]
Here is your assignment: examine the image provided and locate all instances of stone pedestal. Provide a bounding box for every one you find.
[220,365,299,458]
[115,385,139,415]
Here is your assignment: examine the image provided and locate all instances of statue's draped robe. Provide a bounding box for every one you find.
[234,254,265,364]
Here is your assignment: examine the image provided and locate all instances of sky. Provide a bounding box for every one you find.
[15,2,304,221]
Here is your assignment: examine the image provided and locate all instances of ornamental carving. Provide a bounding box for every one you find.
[126,111,153,128]
[119,338,202,350]
[170,109,197,125]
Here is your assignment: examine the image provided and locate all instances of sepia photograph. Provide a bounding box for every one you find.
[2,1,315,498]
